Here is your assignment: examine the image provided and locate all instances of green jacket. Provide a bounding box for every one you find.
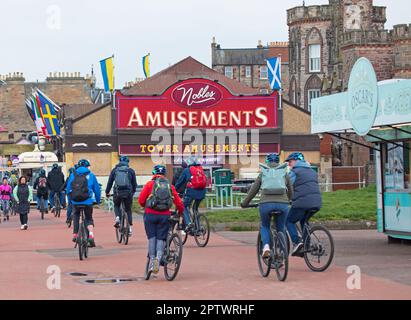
[13,185,33,203]
[241,163,293,207]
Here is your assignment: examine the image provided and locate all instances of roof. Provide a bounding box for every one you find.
[123,56,259,96]
[212,45,289,66]
[61,102,110,122]
[0,125,7,132]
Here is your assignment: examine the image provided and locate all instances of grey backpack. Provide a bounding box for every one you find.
[114,166,132,191]
[261,166,287,195]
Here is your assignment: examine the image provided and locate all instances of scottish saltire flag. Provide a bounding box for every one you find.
[100,56,115,92]
[267,57,281,90]
[142,53,150,78]
[36,89,61,136]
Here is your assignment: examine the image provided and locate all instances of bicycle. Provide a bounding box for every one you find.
[112,196,130,245]
[144,213,183,281]
[73,205,89,261]
[54,193,62,218]
[9,197,17,216]
[246,204,288,282]
[285,209,334,272]
[179,201,210,248]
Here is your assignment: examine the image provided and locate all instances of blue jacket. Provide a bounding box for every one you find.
[289,160,322,209]
[66,167,101,206]
[175,165,206,200]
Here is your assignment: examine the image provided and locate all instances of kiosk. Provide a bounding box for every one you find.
[312,57,411,241]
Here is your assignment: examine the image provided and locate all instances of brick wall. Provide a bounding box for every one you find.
[73,106,112,135]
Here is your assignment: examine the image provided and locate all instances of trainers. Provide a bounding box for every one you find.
[20,225,25,230]
[148,259,155,272]
[88,235,96,247]
[292,242,304,256]
[114,217,120,228]
[262,244,271,258]
[128,226,133,236]
[72,233,78,242]
[153,258,159,274]
[24,224,28,230]
[180,229,186,237]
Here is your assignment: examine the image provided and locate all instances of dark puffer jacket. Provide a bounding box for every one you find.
[47,168,65,192]
[289,160,322,209]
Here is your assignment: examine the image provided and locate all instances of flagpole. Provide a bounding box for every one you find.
[111,54,116,110]
[279,55,282,110]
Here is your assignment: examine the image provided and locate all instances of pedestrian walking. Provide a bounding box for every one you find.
[13,176,33,230]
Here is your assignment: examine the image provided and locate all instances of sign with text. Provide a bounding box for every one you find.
[117,78,278,129]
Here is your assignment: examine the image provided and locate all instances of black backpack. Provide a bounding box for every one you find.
[114,166,132,196]
[71,173,89,202]
[146,177,173,212]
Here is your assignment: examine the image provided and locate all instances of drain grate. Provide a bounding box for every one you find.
[69,272,88,277]
[81,278,144,284]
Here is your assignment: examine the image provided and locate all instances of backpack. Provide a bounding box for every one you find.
[261,166,288,195]
[146,177,173,212]
[71,173,89,202]
[114,166,132,192]
[189,166,207,190]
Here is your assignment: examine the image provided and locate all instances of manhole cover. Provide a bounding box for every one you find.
[69,272,88,277]
[81,278,144,284]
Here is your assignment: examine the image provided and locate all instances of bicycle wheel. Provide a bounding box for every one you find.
[40,200,45,220]
[164,233,183,281]
[303,225,334,272]
[78,224,84,261]
[256,232,271,277]
[55,196,61,218]
[115,215,122,243]
[83,225,89,259]
[285,231,291,256]
[122,211,130,245]
[194,214,210,247]
[273,231,288,282]
[144,256,152,280]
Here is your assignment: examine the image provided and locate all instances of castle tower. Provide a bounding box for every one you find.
[392,24,411,79]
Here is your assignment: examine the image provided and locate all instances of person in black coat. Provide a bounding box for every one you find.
[47,164,65,211]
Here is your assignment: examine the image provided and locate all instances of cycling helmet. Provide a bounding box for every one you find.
[119,155,129,163]
[78,159,91,167]
[74,164,79,170]
[39,169,46,176]
[265,153,280,164]
[52,163,59,169]
[181,159,188,169]
[152,165,167,175]
[11,169,17,175]
[185,156,198,167]
[68,167,75,174]
[285,152,305,162]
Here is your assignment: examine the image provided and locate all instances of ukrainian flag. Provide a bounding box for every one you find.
[142,53,150,78]
[100,56,115,92]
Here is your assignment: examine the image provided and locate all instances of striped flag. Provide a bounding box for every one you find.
[25,98,35,121]
[142,53,150,78]
[36,89,61,136]
[100,55,115,92]
[30,91,48,138]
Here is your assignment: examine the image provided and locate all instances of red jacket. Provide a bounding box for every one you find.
[138,175,184,215]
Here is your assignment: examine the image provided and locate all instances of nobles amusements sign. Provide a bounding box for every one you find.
[116,78,278,129]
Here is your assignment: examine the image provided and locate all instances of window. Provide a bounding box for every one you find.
[245,66,251,78]
[260,89,269,94]
[309,44,321,73]
[308,89,321,112]
[260,66,268,79]
[384,142,410,190]
[225,66,233,79]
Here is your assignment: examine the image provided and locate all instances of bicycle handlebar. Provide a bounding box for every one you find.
[243,204,259,208]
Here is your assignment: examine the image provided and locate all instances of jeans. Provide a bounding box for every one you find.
[37,196,48,211]
[114,194,133,225]
[49,191,64,208]
[66,196,72,220]
[72,205,94,234]
[287,207,315,245]
[183,196,202,226]
[259,202,289,248]
[1,200,9,216]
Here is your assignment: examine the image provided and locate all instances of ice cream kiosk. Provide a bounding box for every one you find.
[311,57,411,241]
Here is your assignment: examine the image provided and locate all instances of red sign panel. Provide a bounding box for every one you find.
[116,78,278,129]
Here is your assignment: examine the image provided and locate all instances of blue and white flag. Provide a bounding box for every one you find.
[267,57,281,90]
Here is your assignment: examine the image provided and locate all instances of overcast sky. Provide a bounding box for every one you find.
[0,0,408,88]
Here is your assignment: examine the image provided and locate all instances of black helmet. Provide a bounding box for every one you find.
[152,165,166,175]
[78,159,91,167]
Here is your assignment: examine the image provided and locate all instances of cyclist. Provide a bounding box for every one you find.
[174,157,207,234]
[241,153,293,258]
[33,169,49,214]
[0,177,13,221]
[285,152,322,256]
[66,159,101,247]
[105,156,137,235]
[62,166,76,225]
[47,163,65,213]
[138,165,183,275]
[9,170,19,190]
[172,160,188,198]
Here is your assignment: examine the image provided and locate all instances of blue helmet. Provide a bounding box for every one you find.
[285,152,305,162]
[52,163,59,170]
[265,153,280,164]
[78,159,91,167]
[185,156,198,167]
[74,164,79,170]
[152,165,167,175]
[119,156,129,163]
